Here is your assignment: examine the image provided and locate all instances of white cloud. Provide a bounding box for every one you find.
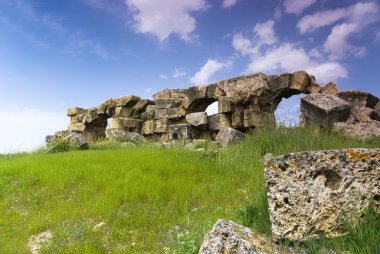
[253,20,278,46]
[190,59,231,85]
[232,20,348,83]
[159,74,168,79]
[0,108,67,153]
[172,67,187,78]
[222,0,238,9]
[125,0,208,41]
[283,0,317,15]
[297,2,379,34]
[324,22,361,59]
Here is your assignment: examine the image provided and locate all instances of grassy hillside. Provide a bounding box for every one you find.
[0,128,379,253]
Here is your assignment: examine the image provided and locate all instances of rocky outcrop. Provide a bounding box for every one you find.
[264,148,380,242]
[198,220,267,254]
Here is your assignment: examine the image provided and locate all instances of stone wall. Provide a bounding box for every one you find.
[47,70,380,143]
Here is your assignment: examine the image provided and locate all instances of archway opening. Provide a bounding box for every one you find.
[205,101,218,116]
[274,94,303,127]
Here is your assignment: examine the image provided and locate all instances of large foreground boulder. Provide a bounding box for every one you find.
[264,148,380,242]
[216,127,245,147]
[199,220,266,254]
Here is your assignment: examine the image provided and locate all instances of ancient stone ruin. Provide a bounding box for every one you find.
[46,70,380,144]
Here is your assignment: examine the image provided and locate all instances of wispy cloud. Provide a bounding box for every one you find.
[190,59,232,85]
[283,0,317,15]
[124,0,208,41]
[222,0,238,9]
[172,67,187,78]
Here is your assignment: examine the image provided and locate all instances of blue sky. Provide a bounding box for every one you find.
[0,0,379,152]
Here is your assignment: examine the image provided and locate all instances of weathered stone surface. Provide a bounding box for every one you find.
[67,107,87,116]
[207,114,220,131]
[232,105,245,129]
[114,107,133,117]
[244,109,275,128]
[218,96,234,113]
[154,108,181,120]
[337,90,379,108]
[216,127,245,147]
[374,102,380,120]
[68,123,86,132]
[347,106,374,123]
[321,81,339,95]
[104,95,140,108]
[133,99,154,110]
[64,133,89,149]
[168,124,199,140]
[142,120,154,135]
[155,98,180,109]
[301,93,351,128]
[290,71,320,93]
[264,149,380,242]
[199,220,266,254]
[186,112,207,127]
[154,119,170,133]
[219,113,232,129]
[221,73,269,104]
[105,128,144,143]
[334,120,380,139]
[206,83,225,99]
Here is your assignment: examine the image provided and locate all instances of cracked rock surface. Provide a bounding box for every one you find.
[264,148,380,242]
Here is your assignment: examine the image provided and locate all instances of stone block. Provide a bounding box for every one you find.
[231,105,244,129]
[219,113,232,128]
[268,73,290,92]
[321,81,339,95]
[206,83,225,99]
[67,107,87,116]
[105,95,140,108]
[133,99,154,110]
[337,90,379,109]
[154,108,181,120]
[207,114,220,131]
[68,123,86,132]
[186,112,207,127]
[168,124,199,140]
[301,93,351,128]
[141,105,156,120]
[218,96,234,113]
[54,130,71,138]
[243,109,275,128]
[70,114,84,124]
[142,120,154,135]
[289,71,311,93]
[155,99,180,109]
[264,149,380,241]
[114,107,133,117]
[105,128,144,143]
[334,120,380,139]
[154,108,167,119]
[216,127,245,147]
[154,119,170,133]
[167,108,181,120]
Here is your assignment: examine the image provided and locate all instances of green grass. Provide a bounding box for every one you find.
[0,127,379,253]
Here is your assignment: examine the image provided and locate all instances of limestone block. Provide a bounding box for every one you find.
[221,73,269,104]
[186,112,207,127]
[199,220,266,254]
[301,93,351,128]
[243,109,275,128]
[232,105,244,129]
[155,99,180,109]
[154,119,170,133]
[207,114,220,131]
[141,105,156,120]
[218,96,234,113]
[142,120,154,135]
[167,108,181,120]
[289,71,311,93]
[67,107,87,116]
[337,90,379,109]
[70,114,84,124]
[219,113,232,128]
[154,108,181,120]
[216,127,245,147]
[268,73,290,92]
[68,123,86,132]
[206,83,225,99]
[154,109,167,119]
[82,109,99,124]
[114,107,133,117]
[264,149,380,241]
[334,120,380,139]
[347,106,374,123]
[64,133,89,149]
[153,88,187,100]
[54,130,71,138]
[133,99,154,110]
[105,128,144,143]
[321,81,339,95]
[110,118,125,130]
[168,124,199,140]
[45,135,57,143]
[104,95,140,108]
[96,103,107,115]
[181,86,208,108]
